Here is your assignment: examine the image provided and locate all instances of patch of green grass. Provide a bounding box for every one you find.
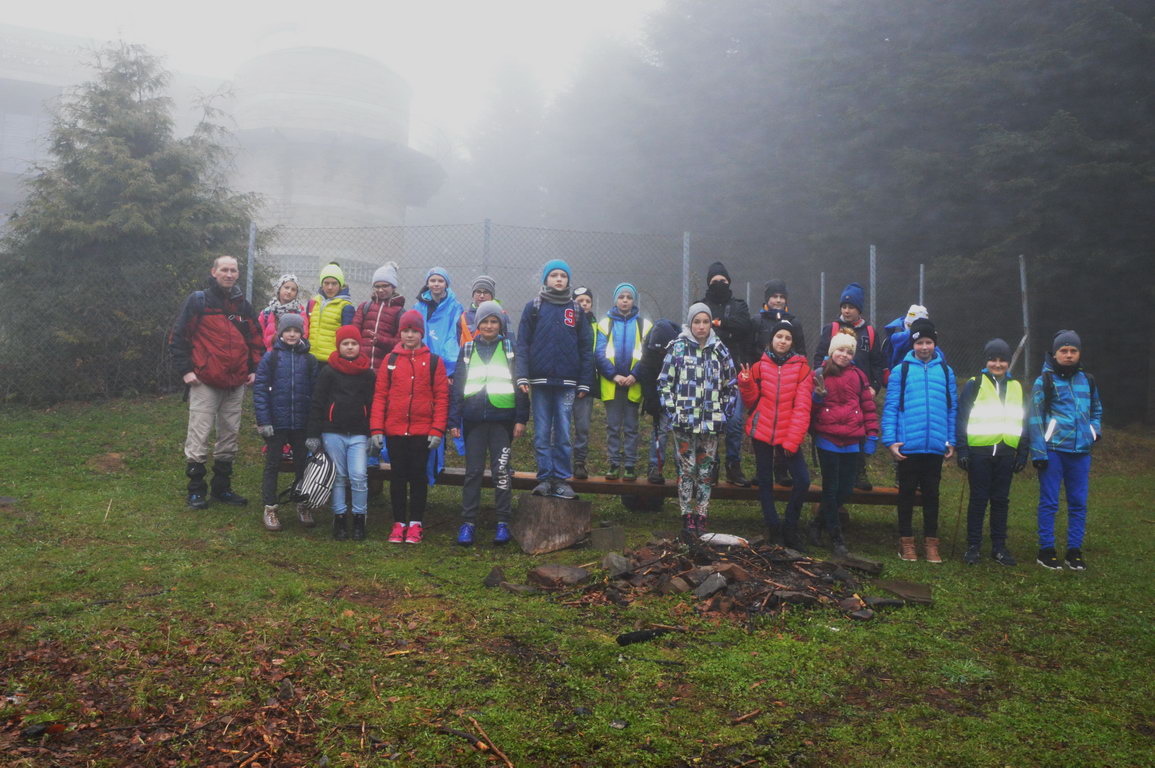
[1,395,1153,766]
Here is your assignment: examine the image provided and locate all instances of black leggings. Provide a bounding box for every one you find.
[897,453,943,537]
[386,435,430,523]
[262,429,307,505]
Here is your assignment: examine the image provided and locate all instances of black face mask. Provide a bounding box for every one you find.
[707,281,731,302]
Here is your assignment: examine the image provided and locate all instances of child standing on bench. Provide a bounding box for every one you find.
[595,283,652,481]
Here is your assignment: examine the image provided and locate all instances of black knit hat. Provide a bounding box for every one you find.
[763,279,788,302]
[707,261,731,284]
[909,317,937,344]
[572,286,592,301]
[984,338,1011,361]
[769,319,795,343]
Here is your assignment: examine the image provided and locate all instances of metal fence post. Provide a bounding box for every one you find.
[819,271,826,332]
[1020,254,1030,383]
[919,263,925,305]
[245,220,257,304]
[682,231,690,315]
[746,281,751,309]
[482,218,491,275]
[869,244,877,324]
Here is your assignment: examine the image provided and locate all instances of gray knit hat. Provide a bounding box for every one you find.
[471,275,497,296]
[1052,329,1081,354]
[372,261,400,288]
[687,302,712,326]
[474,300,506,333]
[278,313,305,336]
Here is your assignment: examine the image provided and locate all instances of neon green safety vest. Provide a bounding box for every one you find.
[463,340,516,409]
[598,316,652,402]
[966,374,1023,448]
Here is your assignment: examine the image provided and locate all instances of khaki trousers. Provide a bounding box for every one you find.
[184,383,245,464]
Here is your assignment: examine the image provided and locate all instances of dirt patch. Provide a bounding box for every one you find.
[86,452,127,474]
[335,585,400,611]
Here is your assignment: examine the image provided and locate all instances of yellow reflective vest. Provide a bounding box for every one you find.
[462,340,516,409]
[597,316,652,402]
[966,374,1023,449]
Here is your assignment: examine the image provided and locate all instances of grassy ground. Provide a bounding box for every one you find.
[0,395,1152,767]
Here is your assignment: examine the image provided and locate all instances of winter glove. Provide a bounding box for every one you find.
[1013,455,1028,473]
[257,424,275,439]
[306,438,322,455]
[956,453,970,471]
[1032,458,1048,472]
[371,434,385,452]
[427,434,442,450]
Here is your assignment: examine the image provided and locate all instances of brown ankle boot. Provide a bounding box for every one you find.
[924,537,942,563]
[898,536,918,561]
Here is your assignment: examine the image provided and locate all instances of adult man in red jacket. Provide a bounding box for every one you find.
[170,255,265,509]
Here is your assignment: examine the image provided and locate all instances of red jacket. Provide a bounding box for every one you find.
[738,352,813,453]
[369,343,449,438]
[352,295,406,371]
[169,280,264,389]
[811,363,879,446]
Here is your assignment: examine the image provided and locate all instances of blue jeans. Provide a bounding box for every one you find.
[648,411,673,473]
[724,396,745,466]
[532,385,576,481]
[1037,449,1090,549]
[323,432,368,517]
[572,391,593,464]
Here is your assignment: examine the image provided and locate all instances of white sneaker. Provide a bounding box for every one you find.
[262,505,282,532]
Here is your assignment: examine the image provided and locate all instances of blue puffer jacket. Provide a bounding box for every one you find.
[419,288,465,378]
[882,349,958,454]
[1028,359,1102,460]
[515,298,594,391]
[253,338,317,430]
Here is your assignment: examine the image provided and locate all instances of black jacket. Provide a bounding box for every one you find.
[307,364,376,437]
[697,288,754,366]
[635,319,680,417]
[754,307,807,360]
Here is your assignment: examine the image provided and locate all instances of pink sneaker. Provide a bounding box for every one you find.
[388,522,406,543]
[404,523,423,544]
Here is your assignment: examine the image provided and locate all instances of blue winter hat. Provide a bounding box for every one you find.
[425,266,451,288]
[541,259,572,284]
[612,282,638,307]
[839,282,865,313]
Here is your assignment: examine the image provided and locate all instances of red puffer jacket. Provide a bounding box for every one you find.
[369,343,449,438]
[811,362,879,446]
[738,352,813,453]
[353,295,406,371]
[169,280,264,389]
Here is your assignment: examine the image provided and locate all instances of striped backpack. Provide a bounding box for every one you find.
[294,450,336,509]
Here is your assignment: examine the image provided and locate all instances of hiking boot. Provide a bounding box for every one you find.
[763,523,781,547]
[695,514,709,535]
[552,482,578,500]
[605,464,621,481]
[782,524,808,554]
[297,503,315,528]
[573,461,589,480]
[898,536,918,561]
[623,466,637,482]
[924,537,942,564]
[726,462,750,487]
[532,481,551,496]
[388,522,407,543]
[212,489,249,506]
[808,516,825,547]
[647,468,665,485]
[210,460,248,505]
[262,505,282,532]
[456,523,475,546]
[992,546,1017,567]
[493,522,512,546]
[1036,547,1061,570]
[404,523,424,544]
[351,515,366,541]
[187,493,209,510]
[681,513,696,534]
[854,464,872,491]
[963,545,982,565]
[333,514,348,541]
[1064,548,1086,571]
[831,537,850,559]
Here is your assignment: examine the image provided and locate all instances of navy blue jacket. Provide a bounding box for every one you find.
[448,337,531,428]
[515,298,594,391]
[253,338,317,431]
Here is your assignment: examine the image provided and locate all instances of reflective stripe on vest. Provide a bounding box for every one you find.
[463,342,516,408]
[966,374,1023,448]
[598,316,652,402]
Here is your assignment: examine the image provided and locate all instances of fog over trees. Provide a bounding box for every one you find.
[418,0,1154,424]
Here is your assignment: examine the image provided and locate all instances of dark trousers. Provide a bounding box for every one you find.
[386,435,430,523]
[897,453,943,537]
[817,449,858,536]
[462,421,514,523]
[262,429,307,505]
[753,441,810,528]
[966,452,1014,548]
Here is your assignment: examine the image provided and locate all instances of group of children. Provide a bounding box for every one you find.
[250,262,1103,571]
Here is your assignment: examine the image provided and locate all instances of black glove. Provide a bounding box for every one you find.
[1013,456,1027,474]
[1032,458,1048,472]
[956,453,970,471]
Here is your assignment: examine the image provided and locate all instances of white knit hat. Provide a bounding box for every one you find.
[904,304,928,329]
[828,328,858,355]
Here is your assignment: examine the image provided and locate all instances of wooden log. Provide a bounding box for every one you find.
[510,494,592,555]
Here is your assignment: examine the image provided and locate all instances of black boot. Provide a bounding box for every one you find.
[830,533,850,559]
[726,462,751,487]
[854,460,872,492]
[210,460,248,506]
[782,523,808,554]
[333,514,348,541]
[351,515,366,541]
[808,515,825,547]
[186,461,208,509]
[763,522,781,547]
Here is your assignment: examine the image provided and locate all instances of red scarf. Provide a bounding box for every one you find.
[328,351,370,375]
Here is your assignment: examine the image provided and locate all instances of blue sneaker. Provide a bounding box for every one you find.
[494,522,511,546]
[456,523,475,546]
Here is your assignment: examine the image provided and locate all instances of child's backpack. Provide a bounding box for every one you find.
[295,450,336,509]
